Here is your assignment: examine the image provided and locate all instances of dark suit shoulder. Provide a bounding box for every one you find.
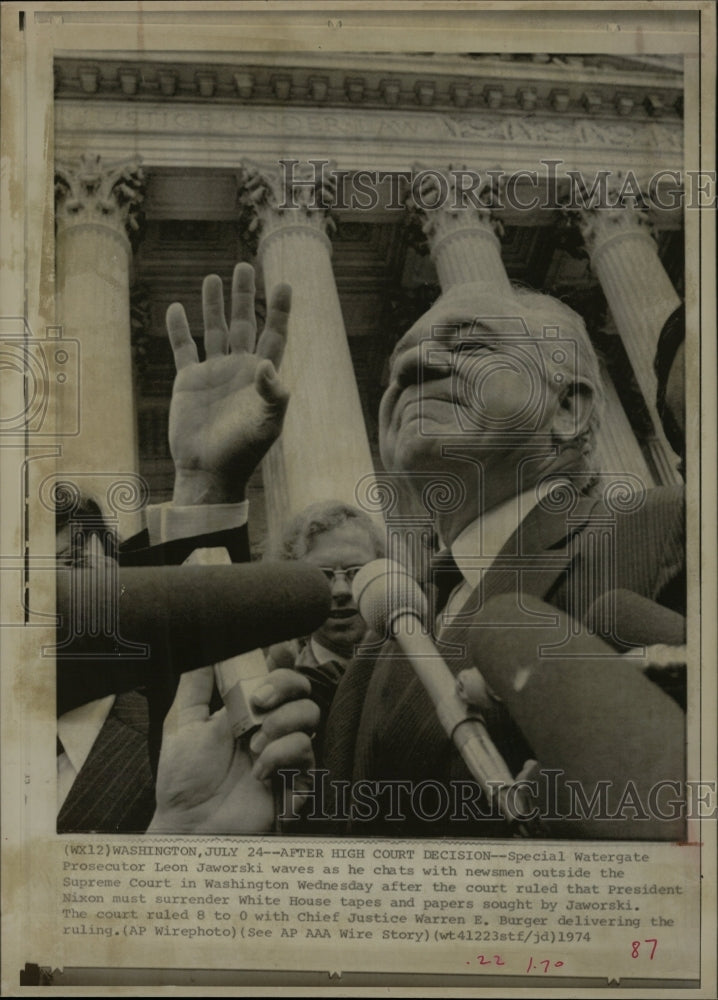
[567,484,685,617]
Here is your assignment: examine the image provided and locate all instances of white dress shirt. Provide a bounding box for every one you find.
[441,488,543,623]
[309,637,352,669]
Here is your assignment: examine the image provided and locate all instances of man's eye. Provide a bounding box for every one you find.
[452,341,492,357]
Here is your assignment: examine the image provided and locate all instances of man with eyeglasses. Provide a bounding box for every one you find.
[267,501,386,729]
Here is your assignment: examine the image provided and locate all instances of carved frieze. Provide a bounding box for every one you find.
[55,102,683,169]
[445,114,682,153]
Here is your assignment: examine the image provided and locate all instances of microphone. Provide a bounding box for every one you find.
[352,559,532,831]
[585,588,686,651]
[55,561,331,714]
[464,593,685,840]
[585,588,686,709]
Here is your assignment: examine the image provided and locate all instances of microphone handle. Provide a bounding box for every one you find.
[184,547,283,830]
[392,612,534,832]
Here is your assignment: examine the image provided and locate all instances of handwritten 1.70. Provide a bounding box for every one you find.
[466,955,565,972]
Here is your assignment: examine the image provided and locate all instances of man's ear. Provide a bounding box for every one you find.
[551,379,595,443]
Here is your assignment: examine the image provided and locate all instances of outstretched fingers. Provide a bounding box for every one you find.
[166,302,199,371]
[257,282,291,370]
[203,274,230,357]
[229,262,258,354]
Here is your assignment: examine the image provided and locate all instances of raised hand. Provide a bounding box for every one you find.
[166,262,292,505]
[147,667,318,834]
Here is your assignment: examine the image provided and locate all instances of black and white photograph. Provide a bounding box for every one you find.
[1,1,714,994]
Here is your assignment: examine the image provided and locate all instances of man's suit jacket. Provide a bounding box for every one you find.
[320,484,685,837]
[56,524,251,833]
[57,689,156,834]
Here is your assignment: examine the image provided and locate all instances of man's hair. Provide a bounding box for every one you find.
[510,284,605,476]
[276,500,386,562]
[55,491,118,563]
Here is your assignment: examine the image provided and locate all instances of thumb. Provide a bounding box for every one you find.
[255,359,290,413]
[455,667,495,712]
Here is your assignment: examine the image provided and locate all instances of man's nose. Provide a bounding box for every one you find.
[393,342,453,389]
[330,574,353,600]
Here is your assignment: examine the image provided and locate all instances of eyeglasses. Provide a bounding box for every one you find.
[317,565,364,584]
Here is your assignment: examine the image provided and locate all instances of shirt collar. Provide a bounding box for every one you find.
[450,483,561,590]
[57,696,115,775]
[310,637,352,668]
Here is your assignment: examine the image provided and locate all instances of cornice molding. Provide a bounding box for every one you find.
[54,55,683,123]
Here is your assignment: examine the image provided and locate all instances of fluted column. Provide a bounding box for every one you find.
[55,154,144,530]
[406,166,511,293]
[238,162,377,544]
[577,192,682,476]
[595,364,654,486]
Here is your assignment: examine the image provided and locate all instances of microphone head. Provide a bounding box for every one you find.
[352,559,428,636]
[585,588,686,651]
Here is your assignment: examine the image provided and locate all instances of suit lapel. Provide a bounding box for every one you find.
[478,493,601,606]
[57,690,155,833]
[325,495,602,792]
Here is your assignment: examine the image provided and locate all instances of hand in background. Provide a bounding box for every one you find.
[166,262,292,505]
[148,667,318,834]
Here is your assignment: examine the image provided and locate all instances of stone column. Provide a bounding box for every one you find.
[238,162,377,545]
[55,154,144,532]
[406,166,511,293]
[577,193,682,478]
[595,365,654,487]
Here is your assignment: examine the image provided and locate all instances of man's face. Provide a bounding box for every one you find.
[379,285,565,480]
[301,521,378,657]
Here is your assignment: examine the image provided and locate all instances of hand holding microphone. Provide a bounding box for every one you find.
[352,559,536,833]
[148,665,318,834]
[147,545,322,834]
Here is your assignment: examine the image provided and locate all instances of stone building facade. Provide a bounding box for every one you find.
[52,52,684,549]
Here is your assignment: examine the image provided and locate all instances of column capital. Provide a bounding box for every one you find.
[237,160,337,258]
[55,153,144,244]
[569,175,657,262]
[404,163,504,254]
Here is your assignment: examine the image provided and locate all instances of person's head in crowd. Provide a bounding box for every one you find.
[278,500,386,659]
[55,491,118,568]
[379,281,605,543]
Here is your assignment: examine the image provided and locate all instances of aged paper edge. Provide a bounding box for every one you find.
[1,1,716,996]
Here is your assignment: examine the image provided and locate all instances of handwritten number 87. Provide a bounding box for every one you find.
[631,939,658,960]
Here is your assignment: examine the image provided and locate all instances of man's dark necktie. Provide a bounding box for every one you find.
[423,548,465,619]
